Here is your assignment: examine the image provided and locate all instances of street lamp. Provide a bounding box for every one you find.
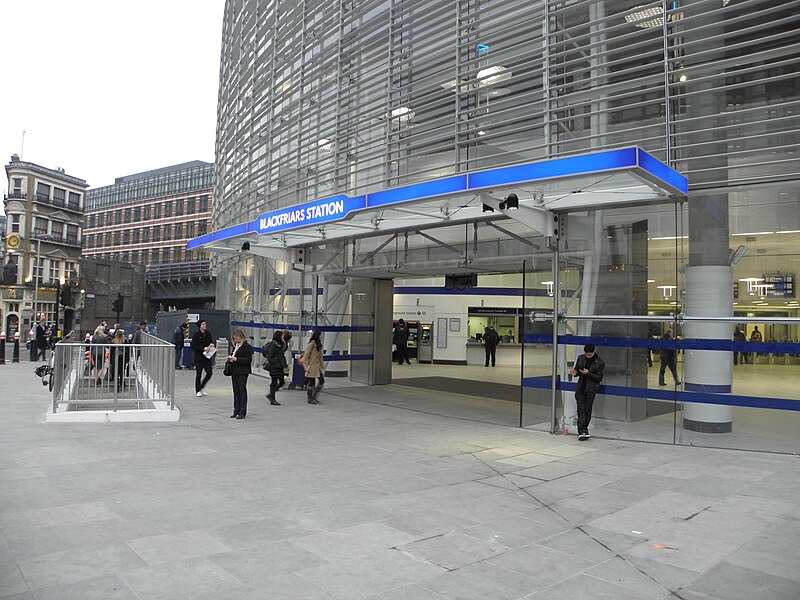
[30,233,55,354]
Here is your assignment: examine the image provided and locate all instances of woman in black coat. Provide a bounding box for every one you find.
[262,330,287,406]
[226,329,253,419]
[191,320,215,396]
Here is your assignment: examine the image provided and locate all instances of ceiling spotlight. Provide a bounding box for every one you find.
[482,203,495,213]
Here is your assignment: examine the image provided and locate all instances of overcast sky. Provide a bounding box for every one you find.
[0,1,224,198]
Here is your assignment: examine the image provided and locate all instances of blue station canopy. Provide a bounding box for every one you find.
[189,147,687,252]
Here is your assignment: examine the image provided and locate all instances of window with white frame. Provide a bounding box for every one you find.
[65,261,77,283]
[10,214,21,233]
[66,224,79,244]
[49,260,61,283]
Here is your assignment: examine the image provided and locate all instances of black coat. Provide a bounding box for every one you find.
[393,325,408,345]
[262,340,287,376]
[229,342,253,376]
[574,353,605,393]
[191,329,214,362]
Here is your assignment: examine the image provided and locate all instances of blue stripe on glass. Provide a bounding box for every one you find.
[232,321,374,333]
[522,377,800,412]
[395,286,552,297]
[523,334,800,355]
[467,148,637,189]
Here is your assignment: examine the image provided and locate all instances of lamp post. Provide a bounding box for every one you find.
[30,233,54,359]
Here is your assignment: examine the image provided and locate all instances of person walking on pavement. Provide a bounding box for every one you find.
[173,322,188,369]
[303,329,325,404]
[282,330,293,381]
[483,326,500,367]
[191,320,215,397]
[227,329,253,419]
[750,325,763,360]
[35,316,48,361]
[393,319,411,365]
[262,330,287,406]
[658,329,681,386]
[568,343,605,441]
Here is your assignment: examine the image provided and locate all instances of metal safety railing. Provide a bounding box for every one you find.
[51,333,175,414]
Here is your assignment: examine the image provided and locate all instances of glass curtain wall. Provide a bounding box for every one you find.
[214,0,800,451]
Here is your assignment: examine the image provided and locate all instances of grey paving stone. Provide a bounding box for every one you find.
[384,508,479,539]
[17,543,148,591]
[120,556,242,600]
[524,572,653,599]
[377,583,449,599]
[290,522,416,561]
[209,539,329,582]
[464,513,572,549]
[297,548,445,599]
[399,530,510,570]
[536,528,617,563]
[486,543,598,585]
[585,556,672,598]
[125,529,232,565]
[0,562,29,597]
[725,530,800,583]
[623,533,739,574]
[0,501,120,532]
[679,561,800,600]
[29,574,139,600]
[208,515,321,549]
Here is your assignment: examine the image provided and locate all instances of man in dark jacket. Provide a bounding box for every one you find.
[35,316,49,361]
[658,330,681,386]
[568,343,605,441]
[173,323,188,369]
[393,319,411,365]
[483,326,500,367]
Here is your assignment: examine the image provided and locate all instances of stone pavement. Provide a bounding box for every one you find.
[1,361,798,600]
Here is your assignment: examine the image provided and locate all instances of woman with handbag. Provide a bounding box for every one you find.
[303,329,325,404]
[226,329,253,419]
[262,330,287,406]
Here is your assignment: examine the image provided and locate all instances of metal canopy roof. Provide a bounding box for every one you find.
[189,147,687,256]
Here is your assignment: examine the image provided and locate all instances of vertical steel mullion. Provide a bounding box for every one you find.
[550,245,560,434]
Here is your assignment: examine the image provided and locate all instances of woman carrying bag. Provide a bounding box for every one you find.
[225,329,252,419]
[303,329,325,404]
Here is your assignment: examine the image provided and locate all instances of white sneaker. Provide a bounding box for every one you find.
[196,391,203,397]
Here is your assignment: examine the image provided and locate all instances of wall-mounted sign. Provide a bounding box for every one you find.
[253,195,367,236]
[764,274,794,298]
[1,287,24,300]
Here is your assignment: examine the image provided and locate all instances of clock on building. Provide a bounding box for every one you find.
[6,233,20,251]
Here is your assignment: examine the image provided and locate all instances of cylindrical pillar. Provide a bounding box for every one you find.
[0,331,5,365]
[12,332,20,363]
[683,266,733,432]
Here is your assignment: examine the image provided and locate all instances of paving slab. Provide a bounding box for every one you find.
[0,362,797,599]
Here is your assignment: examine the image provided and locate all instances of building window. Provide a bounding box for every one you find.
[154,204,161,220]
[34,217,48,237]
[123,230,130,244]
[143,205,150,219]
[124,208,132,222]
[36,182,50,202]
[176,200,184,216]
[115,209,122,224]
[50,221,64,240]
[198,221,207,236]
[53,187,66,207]
[49,260,60,283]
[10,214,21,233]
[66,224,79,245]
[133,229,140,243]
[153,227,160,241]
[134,206,141,221]
[12,177,22,189]
[143,228,150,242]
[165,202,173,218]
[68,191,80,210]
[65,262,76,283]
[200,195,208,211]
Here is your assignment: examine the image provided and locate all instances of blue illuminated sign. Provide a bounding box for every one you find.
[252,194,367,235]
[367,176,468,208]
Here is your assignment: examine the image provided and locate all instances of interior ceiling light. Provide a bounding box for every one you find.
[625,5,665,28]
[388,106,415,121]
[477,66,512,86]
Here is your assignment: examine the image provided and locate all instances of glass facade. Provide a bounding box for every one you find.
[214,0,800,452]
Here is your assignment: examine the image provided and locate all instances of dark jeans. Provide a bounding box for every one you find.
[575,389,597,435]
[268,374,285,398]
[396,344,410,364]
[306,374,325,390]
[232,374,248,416]
[195,357,213,392]
[37,346,47,360]
[175,346,183,369]
[659,358,680,384]
[485,345,497,366]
